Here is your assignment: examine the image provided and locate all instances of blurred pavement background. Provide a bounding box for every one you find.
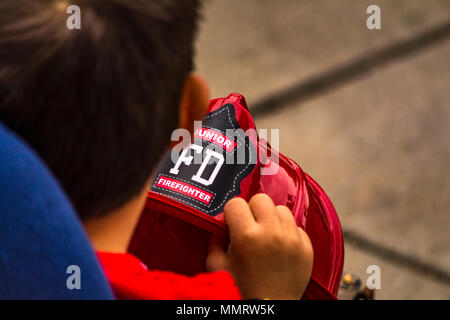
[195,0,450,299]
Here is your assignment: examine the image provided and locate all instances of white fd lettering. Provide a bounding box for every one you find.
[192,148,224,186]
[169,144,224,186]
[169,144,202,175]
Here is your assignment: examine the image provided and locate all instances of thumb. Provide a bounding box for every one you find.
[206,235,228,272]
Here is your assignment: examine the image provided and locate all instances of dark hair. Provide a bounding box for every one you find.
[0,0,200,219]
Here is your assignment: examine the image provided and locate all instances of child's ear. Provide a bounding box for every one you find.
[178,74,210,134]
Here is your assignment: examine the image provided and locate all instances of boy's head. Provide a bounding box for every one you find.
[0,0,206,220]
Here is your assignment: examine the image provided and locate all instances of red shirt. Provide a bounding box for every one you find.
[97,252,242,300]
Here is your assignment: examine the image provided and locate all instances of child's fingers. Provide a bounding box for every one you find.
[277,205,314,261]
[248,193,280,226]
[224,197,256,237]
[206,235,228,272]
[276,205,298,233]
[297,227,314,261]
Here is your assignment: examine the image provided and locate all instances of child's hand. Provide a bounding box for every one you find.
[206,194,313,300]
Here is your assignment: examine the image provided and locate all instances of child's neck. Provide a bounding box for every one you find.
[83,187,148,253]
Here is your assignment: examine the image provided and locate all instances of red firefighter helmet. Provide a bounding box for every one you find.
[129,93,344,299]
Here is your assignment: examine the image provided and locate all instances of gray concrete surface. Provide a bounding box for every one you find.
[195,0,450,299]
[345,244,450,299]
[196,0,450,105]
